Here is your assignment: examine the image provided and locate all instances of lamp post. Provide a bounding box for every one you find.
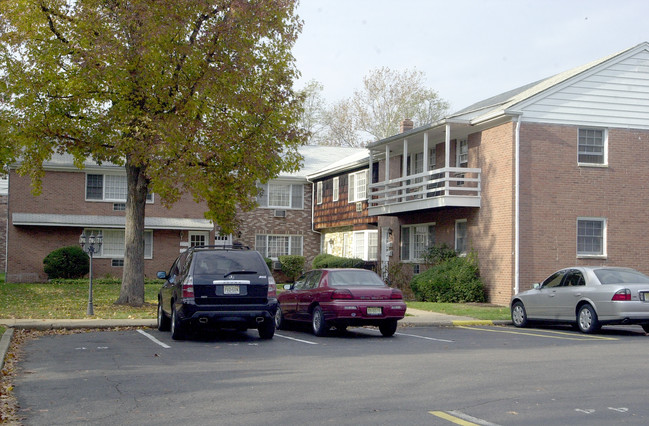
[80,231,103,316]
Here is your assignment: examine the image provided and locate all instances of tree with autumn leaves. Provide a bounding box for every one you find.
[0,0,307,306]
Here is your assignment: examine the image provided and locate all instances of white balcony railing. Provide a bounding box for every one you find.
[368,167,481,215]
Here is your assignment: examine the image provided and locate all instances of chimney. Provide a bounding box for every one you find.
[400,118,413,133]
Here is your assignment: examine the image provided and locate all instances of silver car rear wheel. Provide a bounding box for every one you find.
[577,304,601,334]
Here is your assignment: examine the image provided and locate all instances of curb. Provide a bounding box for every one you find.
[0,327,14,371]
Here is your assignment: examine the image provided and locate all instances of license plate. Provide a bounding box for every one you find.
[367,307,382,316]
[223,285,240,295]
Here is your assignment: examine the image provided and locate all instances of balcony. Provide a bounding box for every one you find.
[368,167,481,216]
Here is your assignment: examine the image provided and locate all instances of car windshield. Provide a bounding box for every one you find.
[329,270,386,287]
[594,268,649,285]
[192,251,263,275]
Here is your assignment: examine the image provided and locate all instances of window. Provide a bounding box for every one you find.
[429,146,436,169]
[457,139,468,167]
[255,234,303,259]
[317,181,323,205]
[86,174,153,202]
[577,218,606,257]
[189,232,208,247]
[82,228,153,259]
[578,128,607,165]
[332,177,339,202]
[400,224,435,261]
[348,170,368,202]
[257,182,304,209]
[352,230,378,261]
[455,219,467,255]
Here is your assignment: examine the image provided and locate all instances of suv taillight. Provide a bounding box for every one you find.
[182,275,195,300]
[267,275,277,298]
[611,288,631,301]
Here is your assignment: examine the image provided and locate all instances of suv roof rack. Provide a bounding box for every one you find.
[188,244,251,251]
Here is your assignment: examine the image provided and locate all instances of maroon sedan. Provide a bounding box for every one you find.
[275,268,407,337]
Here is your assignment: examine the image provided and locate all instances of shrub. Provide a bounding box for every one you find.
[278,255,305,282]
[410,253,486,303]
[423,243,457,265]
[312,253,365,269]
[43,246,89,279]
[264,257,273,271]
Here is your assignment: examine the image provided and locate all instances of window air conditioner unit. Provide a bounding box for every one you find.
[272,261,282,270]
[355,202,363,212]
[273,209,286,218]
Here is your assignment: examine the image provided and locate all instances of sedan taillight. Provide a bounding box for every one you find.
[390,289,403,299]
[611,288,631,301]
[331,289,353,299]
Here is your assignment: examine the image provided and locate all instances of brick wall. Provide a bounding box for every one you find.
[519,123,649,291]
[235,183,321,269]
[6,169,210,282]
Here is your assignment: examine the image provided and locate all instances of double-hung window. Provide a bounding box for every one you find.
[332,177,339,202]
[86,174,153,202]
[348,170,367,202]
[82,228,153,259]
[352,230,378,261]
[455,219,467,255]
[255,234,303,259]
[316,181,323,205]
[457,140,468,167]
[577,218,606,257]
[578,128,607,165]
[257,181,304,209]
[400,224,435,262]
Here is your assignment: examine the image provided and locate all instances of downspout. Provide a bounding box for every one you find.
[305,178,321,236]
[513,114,522,295]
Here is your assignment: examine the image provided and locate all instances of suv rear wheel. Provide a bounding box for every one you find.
[170,303,185,340]
[257,318,275,339]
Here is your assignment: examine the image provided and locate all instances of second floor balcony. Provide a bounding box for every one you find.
[368,166,481,216]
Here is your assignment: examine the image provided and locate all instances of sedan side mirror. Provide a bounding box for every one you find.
[283,284,293,290]
[157,271,168,280]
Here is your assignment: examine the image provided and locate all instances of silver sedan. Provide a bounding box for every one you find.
[511,266,649,333]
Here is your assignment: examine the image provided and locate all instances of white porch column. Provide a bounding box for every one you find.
[423,132,429,175]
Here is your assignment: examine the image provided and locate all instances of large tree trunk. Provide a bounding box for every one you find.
[116,158,148,306]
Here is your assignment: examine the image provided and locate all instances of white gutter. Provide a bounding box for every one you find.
[513,113,522,295]
[305,178,321,236]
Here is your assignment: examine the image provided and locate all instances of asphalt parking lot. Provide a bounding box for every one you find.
[12,323,649,425]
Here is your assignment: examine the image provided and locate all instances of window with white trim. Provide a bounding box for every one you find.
[332,177,339,202]
[348,170,367,202]
[455,219,467,255]
[255,234,303,259]
[189,231,208,247]
[317,181,323,205]
[86,174,153,203]
[257,182,304,209]
[457,139,468,167]
[577,218,606,257]
[82,228,153,259]
[578,128,607,165]
[400,224,435,261]
[429,146,436,169]
[352,230,378,261]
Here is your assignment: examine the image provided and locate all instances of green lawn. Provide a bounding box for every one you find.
[0,278,511,321]
[407,301,511,321]
[0,280,159,319]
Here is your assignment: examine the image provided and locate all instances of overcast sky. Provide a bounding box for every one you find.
[292,0,649,113]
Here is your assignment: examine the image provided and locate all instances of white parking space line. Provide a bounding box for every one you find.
[274,333,318,345]
[396,332,454,343]
[137,329,171,348]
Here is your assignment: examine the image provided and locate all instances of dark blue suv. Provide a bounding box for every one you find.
[156,245,277,340]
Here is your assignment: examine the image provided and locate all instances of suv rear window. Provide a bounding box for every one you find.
[192,250,266,275]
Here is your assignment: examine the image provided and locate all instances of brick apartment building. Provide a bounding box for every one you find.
[363,42,649,305]
[5,146,363,282]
